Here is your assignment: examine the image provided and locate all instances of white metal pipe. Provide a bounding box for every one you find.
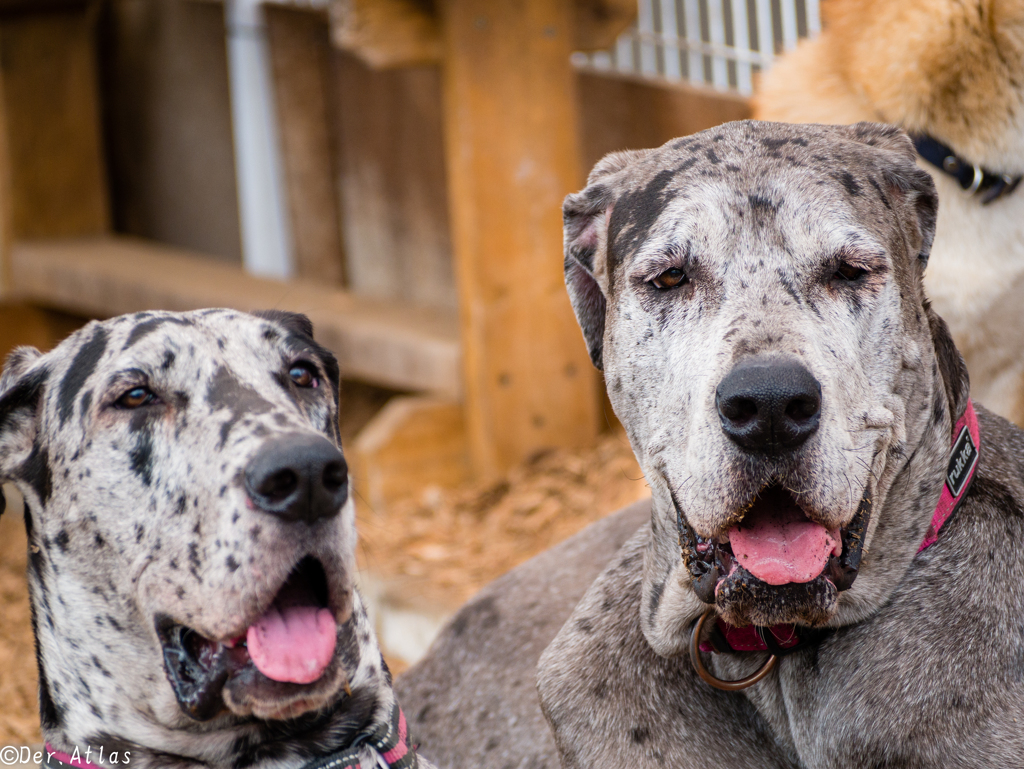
[658,0,681,79]
[707,0,728,89]
[780,0,798,50]
[730,0,753,94]
[682,0,704,86]
[225,0,294,280]
[806,0,822,36]
[754,0,774,63]
[637,0,659,76]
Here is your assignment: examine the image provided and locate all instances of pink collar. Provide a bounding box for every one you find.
[43,745,102,769]
[704,398,981,655]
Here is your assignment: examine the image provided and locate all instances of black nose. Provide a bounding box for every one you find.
[716,358,822,453]
[245,434,349,523]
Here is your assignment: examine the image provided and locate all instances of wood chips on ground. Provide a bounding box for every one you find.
[356,430,649,608]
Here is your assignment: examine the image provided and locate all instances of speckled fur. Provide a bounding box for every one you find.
[0,310,433,769]
[399,121,1024,767]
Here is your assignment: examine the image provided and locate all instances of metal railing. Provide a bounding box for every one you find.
[573,0,821,96]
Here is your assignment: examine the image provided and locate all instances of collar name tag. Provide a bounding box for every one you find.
[946,424,979,497]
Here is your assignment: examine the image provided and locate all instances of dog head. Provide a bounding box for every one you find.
[565,121,964,654]
[0,309,387,762]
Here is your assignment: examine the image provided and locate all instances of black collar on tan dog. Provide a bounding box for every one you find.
[911,134,1022,205]
[686,399,981,691]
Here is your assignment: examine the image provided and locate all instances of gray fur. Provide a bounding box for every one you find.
[399,121,1024,766]
[0,309,434,769]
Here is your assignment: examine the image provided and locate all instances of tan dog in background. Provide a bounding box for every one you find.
[755,0,1024,424]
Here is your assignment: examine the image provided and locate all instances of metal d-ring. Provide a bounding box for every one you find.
[967,163,984,195]
[689,608,777,691]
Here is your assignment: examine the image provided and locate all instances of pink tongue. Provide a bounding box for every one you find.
[728,492,841,586]
[246,605,337,684]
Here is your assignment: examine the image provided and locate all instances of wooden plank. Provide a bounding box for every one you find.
[332,50,455,310]
[7,236,461,397]
[99,0,242,263]
[265,5,346,284]
[577,70,752,172]
[0,303,87,362]
[0,10,110,239]
[439,0,600,477]
[350,395,469,514]
[328,0,441,68]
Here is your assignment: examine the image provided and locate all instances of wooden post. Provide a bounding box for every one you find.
[439,0,600,477]
[265,5,347,284]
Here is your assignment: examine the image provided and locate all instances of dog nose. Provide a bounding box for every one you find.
[716,358,821,453]
[245,433,349,523]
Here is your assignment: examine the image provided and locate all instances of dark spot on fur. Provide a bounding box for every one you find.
[123,316,192,349]
[226,555,239,572]
[837,170,861,197]
[58,327,108,426]
[161,350,176,370]
[54,529,69,552]
[207,367,273,448]
[608,168,675,275]
[631,726,650,744]
[19,443,52,504]
[129,428,154,486]
[648,580,664,623]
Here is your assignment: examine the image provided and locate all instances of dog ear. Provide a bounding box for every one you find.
[924,300,970,424]
[844,122,939,267]
[0,347,48,516]
[564,149,652,370]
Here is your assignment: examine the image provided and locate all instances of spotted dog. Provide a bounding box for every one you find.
[398,121,1024,767]
[0,309,431,769]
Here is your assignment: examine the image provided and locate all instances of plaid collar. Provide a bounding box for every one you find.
[44,704,418,769]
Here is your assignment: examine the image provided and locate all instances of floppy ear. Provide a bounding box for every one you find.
[844,122,939,267]
[563,149,651,370]
[0,347,48,519]
[924,301,970,424]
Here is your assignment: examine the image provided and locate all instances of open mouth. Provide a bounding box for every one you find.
[157,556,343,720]
[680,482,871,626]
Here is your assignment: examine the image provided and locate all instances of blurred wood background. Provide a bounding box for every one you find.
[0,0,749,508]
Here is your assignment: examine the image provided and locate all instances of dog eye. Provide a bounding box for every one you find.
[651,267,688,290]
[833,263,867,282]
[116,386,155,409]
[289,363,319,388]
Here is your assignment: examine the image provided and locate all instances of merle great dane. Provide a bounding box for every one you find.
[0,309,432,769]
[397,121,1024,767]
